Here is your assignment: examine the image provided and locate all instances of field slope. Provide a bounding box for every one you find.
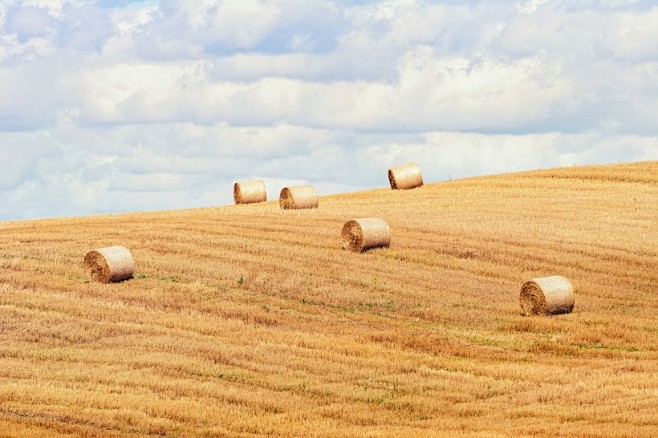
[1,161,657,437]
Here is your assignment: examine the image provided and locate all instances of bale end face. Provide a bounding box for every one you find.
[387,169,397,190]
[279,187,293,209]
[233,182,242,204]
[342,220,365,252]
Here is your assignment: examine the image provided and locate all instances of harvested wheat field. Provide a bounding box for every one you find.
[1,162,657,437]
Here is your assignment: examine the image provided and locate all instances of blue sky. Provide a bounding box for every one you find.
[1,0,657,221]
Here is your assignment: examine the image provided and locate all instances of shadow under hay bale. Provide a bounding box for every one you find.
[83,246,134,283]
[234,180,267,205]
[520,275,574,316]
[342,218,391,253]
[388,162,423,190]
[279,185,319,210]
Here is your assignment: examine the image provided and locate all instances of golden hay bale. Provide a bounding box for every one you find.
[279,185,319,210]
[342,218,391,253]
[388,162,423,190]
[83,246,134,283]
[234,180,267,205]
[520,276,575,316]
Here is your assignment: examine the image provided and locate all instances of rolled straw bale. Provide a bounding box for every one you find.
[234,180,267,205]
[342,218,391,253]
[520,276,574,316]
[388,162,423,190]
[83,246,134,283]
[279,185,319,210]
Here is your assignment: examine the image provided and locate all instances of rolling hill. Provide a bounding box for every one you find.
[1,161,657,437]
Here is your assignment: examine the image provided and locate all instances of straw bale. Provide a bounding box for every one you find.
[279,185,319,210]
[234,180,267,205]
[520,276,574,316]
[342,218,391,252]
[83,246,134,283]
[388,162,423,190]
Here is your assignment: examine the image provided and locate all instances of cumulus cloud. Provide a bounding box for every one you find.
[1,0,657,221]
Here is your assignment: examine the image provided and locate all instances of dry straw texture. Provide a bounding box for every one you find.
[342,218,391,252]
[520,275,575,316]
[388,162,423,190]
[234,180,267,205]
[83,246,134,283]
[2,162,656,437]
[279,185,319,210]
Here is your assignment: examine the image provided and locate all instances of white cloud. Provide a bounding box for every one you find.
[1,0,658,221]
[20,0,69,17]
[158,0,282,49]
[73,48,576,132]
[607,6,658,60]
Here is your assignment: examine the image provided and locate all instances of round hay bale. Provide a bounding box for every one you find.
[279,185,319,210]
[520,276,574,316]
[342,218,391,253]
[234,180,267,205]
[388,162,423,190]
[83,246,134,283]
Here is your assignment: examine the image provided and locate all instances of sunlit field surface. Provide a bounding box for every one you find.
[1,162,656,437]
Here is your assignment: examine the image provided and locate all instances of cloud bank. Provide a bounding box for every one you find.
[1,0,657,220]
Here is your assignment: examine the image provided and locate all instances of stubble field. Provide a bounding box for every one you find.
[1,161,657,437]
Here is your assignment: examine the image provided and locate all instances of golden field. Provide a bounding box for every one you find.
[0,161,657,437]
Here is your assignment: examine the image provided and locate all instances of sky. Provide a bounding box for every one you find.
[1,0,657,221]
